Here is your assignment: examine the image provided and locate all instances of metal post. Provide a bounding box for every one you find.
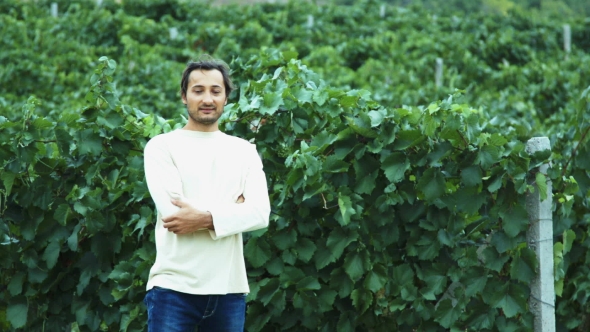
[51,3,58,17]
[563,24,571,54]
[563,24,571,61]
[526,137,555,332]
[435,58,443,88]
[169,27,178,40]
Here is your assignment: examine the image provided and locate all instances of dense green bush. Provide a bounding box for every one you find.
[0,0,588,331]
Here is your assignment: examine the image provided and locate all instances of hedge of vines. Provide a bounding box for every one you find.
[0,0,589,331]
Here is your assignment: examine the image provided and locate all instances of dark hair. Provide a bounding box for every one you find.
[180,55,234,98]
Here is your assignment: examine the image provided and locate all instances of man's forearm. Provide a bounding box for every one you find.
[162,200,215,234]
[203,211,214,230]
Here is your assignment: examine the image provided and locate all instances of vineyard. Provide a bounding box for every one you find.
[1,0,589,331]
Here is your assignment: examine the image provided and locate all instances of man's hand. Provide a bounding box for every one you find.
[162,196,246,234]
[236,194,245,203]
[162,200,213,234]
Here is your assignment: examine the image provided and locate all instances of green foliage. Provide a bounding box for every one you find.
[1,0,589,331]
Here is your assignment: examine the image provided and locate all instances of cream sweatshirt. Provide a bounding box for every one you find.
[143,129,270,295]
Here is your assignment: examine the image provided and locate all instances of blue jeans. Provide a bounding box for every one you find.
[144,286,246,332]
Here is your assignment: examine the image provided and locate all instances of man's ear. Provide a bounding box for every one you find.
[181,93,187,105]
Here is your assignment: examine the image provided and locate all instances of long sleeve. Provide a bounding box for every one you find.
[207,144,270,239]
[144,136,187,218]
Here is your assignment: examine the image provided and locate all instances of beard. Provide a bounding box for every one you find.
[187,107,222,125]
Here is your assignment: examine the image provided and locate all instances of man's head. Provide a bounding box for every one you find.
[180,57,235,131]
[180,57,234,100]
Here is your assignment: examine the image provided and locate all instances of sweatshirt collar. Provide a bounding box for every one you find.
[174,129,225,139]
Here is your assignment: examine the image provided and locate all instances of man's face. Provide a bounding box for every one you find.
[182,69,227,131]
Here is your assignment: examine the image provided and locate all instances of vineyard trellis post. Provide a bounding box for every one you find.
[526,137,555,332]
[435,58,443,87]
[563,24,571,60]
[51,2,58,17]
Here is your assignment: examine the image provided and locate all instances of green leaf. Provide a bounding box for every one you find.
[393,264,414,286]
[246,303,272,331]
[312,89,329,106]
[437,229,453,247]
[42,241,61,269]
[1,172,16,197]
[258,278,280,306]
[434,299,462,329]
[381,152,410,183]
[461,268,488,297]
[324,229,357,266]
[535,172,548,201]
[323,155,349,173]
[97,112,123,129]
[393,129,425,150]
[476,145,500,169]
[28,266,48,283]
[423,113,439,137]
[337,314,355,332]
[337,193,356,226]
[499,205,528,238]
[461,165,482,187]
[296,276,321,291]
[487,173,504,193]
[54,204,71,226]
[317,288,337,312]
[350,288,373,314]
[295,238,317,263]
[490,133,508,146]
[481,246,510,272]
[364,264,388,292]
[487,282,528,318]
[7,303,28,329]
[346,116,377,138]
[417,168,446,201]
[311,131,338,149]
[32,117,54,129]
[76,129,103,156]
[292,115,308,134]
[7,272,25,296]
[367,109,386,127]
[119,307,139,332]
[107,59,117,69]
[454,187,486,214]
[271,229,296,251]
[293,87,313,104]
[261,91,283,115]
[563,229,576,255]
[339,95,358,107]
[464,302,497,330]
[421,273,448,300]
[244,237,271,268]
[343,251,366,282]
[491,231,518,253]
[510,247,538,283]
[354,171,378,195]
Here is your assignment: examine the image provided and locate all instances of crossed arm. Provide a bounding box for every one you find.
[161,195,245,234]
[144,137,270,239]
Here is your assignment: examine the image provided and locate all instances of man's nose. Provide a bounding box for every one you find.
[203,92,213,103]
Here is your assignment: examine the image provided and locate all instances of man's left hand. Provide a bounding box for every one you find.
[162,200,213,234]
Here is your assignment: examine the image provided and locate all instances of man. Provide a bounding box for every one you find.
[143,57,271,331]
